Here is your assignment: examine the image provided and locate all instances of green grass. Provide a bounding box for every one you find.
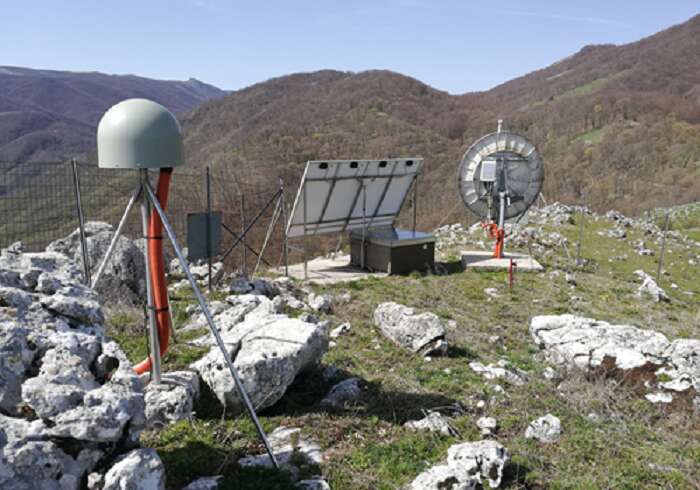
[105,210,700,489]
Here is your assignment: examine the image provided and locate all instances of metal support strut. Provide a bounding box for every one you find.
[71,159,91,285]
[143,181,279,469]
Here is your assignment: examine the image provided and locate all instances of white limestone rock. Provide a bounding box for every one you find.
[296,478,331,490]
[404,411,456,437]
[144,371,200,428]
[47,221,147,305]
[192,315,327,413]
[182,476,223,490]
[329,322,351,339]
[0,243,149,490]
[40,292,104,326]
[525,414,562,443]
[469,360,526,385]
[530,314,700,406]
[102,448,165,490]
[633,270,669,302]
[645,392,673,404]
[307,292,332,313]
[476,417,498,436]
[409,440,510,489]
[373,302,448,356]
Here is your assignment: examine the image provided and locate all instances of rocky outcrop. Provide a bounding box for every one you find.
[408,440,510,489]
[373,302,448,356]
[0,243,148,490]
[530,314,700,408]
[47,222,146,305]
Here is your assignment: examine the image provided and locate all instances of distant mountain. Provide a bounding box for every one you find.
[0,66,224,162]
[183,14,700,217]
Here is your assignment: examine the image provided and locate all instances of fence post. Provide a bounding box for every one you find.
[279,178,289,277]
[576,202,585,267]
[206,166,213,292]
[70,159,91,285]
[656,210,670,283]
[240,193,247,278]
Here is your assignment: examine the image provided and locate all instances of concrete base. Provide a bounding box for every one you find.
[461,250,544,272]
[282,253,387,285]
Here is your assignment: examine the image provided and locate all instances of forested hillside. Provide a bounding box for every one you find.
[183,14,700,220]
[0,66,224,162]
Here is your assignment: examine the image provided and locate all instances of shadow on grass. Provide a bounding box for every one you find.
[445,344,479,360]
[155,439,297,490]
[435,260,465,275]
[264,365,464,424]
[501,460,535,489]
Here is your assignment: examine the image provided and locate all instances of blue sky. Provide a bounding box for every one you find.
[1,1,698,94]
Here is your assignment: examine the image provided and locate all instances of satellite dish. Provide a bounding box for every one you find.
[457,123,544,257]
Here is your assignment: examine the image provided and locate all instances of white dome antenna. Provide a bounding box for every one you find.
[97,98,184,169]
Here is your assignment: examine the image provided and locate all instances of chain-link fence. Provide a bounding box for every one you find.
[0,161,289,275]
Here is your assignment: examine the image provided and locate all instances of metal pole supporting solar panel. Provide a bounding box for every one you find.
[361,182,366,270]
[143,181,278,469]
[253,195,281,278]
[71,159,91,285]
[303,180,308,279]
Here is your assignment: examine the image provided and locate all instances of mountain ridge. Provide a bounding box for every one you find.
[0,66,225,162]
[182,13,700,218]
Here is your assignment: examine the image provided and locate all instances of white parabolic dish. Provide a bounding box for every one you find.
[458,131,544,220]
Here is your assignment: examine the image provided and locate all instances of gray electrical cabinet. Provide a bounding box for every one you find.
[350,227,435,274]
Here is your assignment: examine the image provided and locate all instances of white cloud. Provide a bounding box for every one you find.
[498,9,632,28]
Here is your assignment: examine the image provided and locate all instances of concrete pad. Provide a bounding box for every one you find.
[283,254,387,285]
[461,250,544,272]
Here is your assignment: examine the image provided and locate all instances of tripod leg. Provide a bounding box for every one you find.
[143,181,279,469]
[91,186,142,289]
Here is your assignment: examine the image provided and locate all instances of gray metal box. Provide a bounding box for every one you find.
[350,227,435,274]
[187,211,222,261]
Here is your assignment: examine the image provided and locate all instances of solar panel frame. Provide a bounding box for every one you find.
[286,158,423,238]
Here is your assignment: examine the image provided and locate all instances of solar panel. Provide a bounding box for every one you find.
[286,158,423,238]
